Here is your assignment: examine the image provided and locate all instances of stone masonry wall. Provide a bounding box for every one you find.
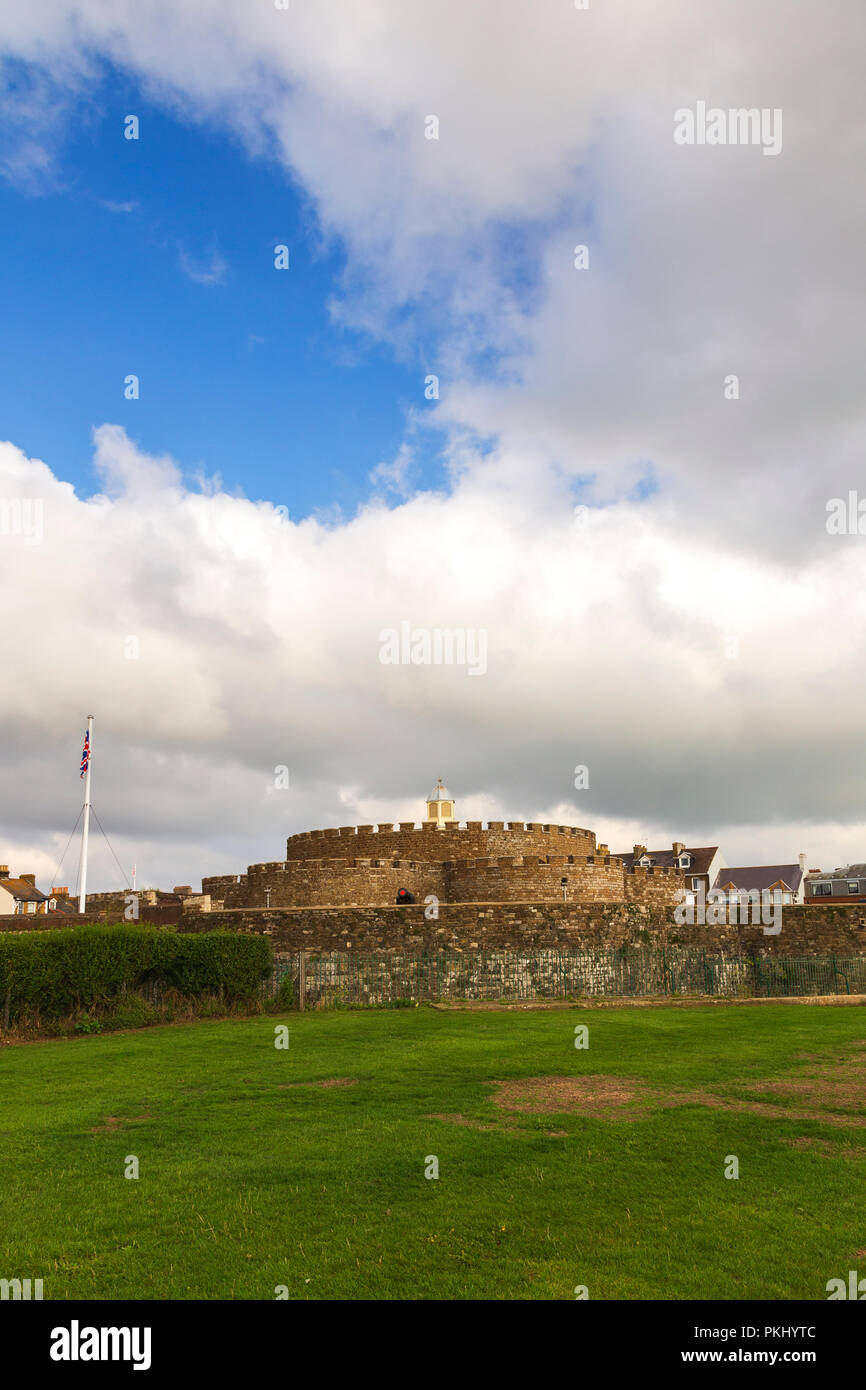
[224,859,446,908]
[202,854,681,909]
[180,901,866,958]
[283,821,597,863]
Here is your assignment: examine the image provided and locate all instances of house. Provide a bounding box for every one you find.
[47,887,78,915]
[615,843,726,902]
[712,856,808,907]
[0,866,49,915]
[805,864,866,904]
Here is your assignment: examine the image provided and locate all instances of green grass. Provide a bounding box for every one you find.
[1,1004,864,1300]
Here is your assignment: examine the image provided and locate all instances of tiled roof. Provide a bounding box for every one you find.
[713,864,804,893]
[0,877,48,903]
[615,847,720,875]
[809,864,866,879]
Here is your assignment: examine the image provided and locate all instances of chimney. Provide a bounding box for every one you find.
[20,874,36,886]
[633,844,646,859]
[799,852,807,872]
[0,865,9,879]
[672,841,685,856]
[51,887,69,897]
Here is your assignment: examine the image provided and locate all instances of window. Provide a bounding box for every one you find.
[813,882,832,896]
[690,877,701,890]
[679,855,691,868]
[848,882,860,895]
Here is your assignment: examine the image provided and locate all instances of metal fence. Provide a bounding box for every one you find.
[266,948,866,1010]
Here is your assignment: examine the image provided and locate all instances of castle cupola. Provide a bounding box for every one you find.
[425,778,456,826]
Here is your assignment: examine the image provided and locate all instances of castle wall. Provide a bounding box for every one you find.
[212,859,446,909]
[201,851,681,909]
[179,901,866,958]
[623,866,685,905]
[283,821,596,864]
[442,855,627,902]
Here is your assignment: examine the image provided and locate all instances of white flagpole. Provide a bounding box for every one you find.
[78,715,94,913]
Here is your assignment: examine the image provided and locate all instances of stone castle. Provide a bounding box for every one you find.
[199,781,683,910]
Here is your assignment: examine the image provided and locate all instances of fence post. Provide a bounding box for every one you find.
[831,955,839,995]
[298,951,306,1011]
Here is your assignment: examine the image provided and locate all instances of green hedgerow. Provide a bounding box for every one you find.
[0,925,271,1023]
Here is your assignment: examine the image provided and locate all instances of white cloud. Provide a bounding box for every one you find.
[177,245,228,286]
[2,3,866,884]
[2,427,866,889]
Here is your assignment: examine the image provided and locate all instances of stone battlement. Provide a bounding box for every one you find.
[291,821,594,839]
[284,821,597,868]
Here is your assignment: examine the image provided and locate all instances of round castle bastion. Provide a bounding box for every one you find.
[200,782,682,911]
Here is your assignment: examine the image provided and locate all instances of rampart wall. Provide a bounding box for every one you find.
[283,821,597,863]
[202,853,680,909]
[180,901,866,958]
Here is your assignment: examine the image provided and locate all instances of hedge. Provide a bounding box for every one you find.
[0,925,272,1021]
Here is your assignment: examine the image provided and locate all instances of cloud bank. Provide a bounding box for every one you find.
[1,1,865,885]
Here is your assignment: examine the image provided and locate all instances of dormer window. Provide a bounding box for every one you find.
[679,854,691,868]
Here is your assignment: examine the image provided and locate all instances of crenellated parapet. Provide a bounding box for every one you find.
[284,821,597,865]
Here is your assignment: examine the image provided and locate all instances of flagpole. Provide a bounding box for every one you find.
[78,715,94,913]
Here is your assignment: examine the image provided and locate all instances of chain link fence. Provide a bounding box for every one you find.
[267,948,866,1010]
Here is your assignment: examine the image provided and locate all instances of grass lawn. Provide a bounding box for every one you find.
[1,1003,864,1300]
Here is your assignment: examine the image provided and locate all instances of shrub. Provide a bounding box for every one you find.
[0,925,271,1023]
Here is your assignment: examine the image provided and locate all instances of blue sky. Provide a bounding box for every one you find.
[0,62,448,516]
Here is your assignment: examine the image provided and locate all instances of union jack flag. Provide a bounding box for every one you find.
[80,730,90,778]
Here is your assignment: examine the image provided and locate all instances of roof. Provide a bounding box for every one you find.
[712,864,804,894]
[427,779,452,802]
[615,847,720,875]
[808,864,866,879]
[49,896,78,914]
[0,877,48,903]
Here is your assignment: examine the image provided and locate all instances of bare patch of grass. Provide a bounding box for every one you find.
[492,1075,652,1121]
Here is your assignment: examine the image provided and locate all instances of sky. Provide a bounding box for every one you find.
[1,0,865,894]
